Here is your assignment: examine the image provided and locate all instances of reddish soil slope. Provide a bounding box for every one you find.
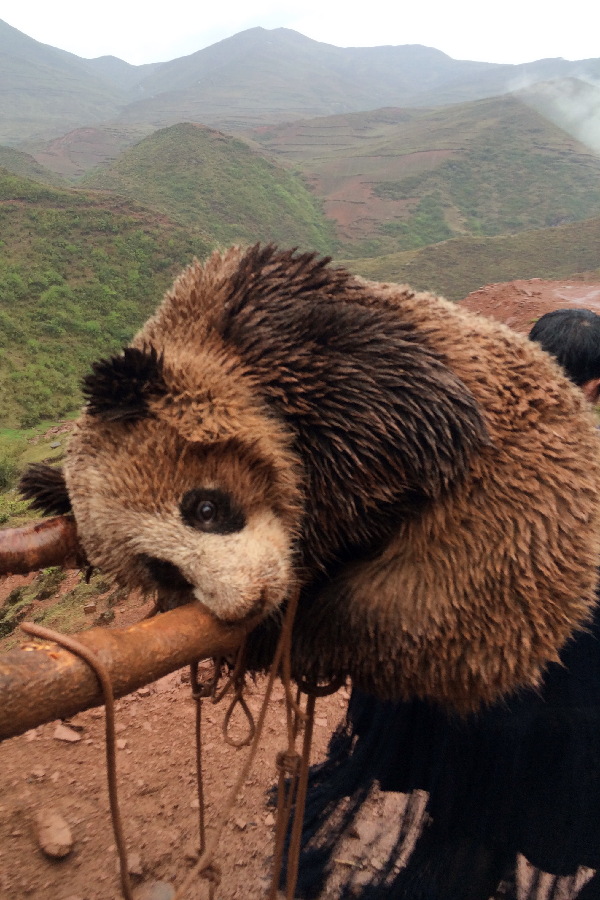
[460,279,600,333]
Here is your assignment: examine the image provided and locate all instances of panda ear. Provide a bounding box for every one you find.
[82,347,167,422]
[19,464,72,516]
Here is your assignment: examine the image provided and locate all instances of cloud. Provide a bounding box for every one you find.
[518,76,600,156]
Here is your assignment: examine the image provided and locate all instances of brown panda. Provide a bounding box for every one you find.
[21,245,600,712]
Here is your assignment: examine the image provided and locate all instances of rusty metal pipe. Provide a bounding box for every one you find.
[0,516,81,575]
[0,604,246,742]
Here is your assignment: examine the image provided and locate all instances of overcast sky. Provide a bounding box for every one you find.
[2,0,598,67]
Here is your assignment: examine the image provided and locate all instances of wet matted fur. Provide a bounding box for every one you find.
[25,245,600,711]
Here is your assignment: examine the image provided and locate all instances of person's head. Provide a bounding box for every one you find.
[529,308,600,404]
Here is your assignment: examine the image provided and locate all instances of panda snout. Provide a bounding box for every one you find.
[139,554,193,592]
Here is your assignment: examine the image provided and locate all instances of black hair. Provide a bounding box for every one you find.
[529,308,600,386]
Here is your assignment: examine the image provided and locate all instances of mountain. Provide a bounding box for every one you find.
[2,20,600,145]
[340,215,600,301]
[247,94,600,256]
[83,55,160,91]
[0,19,125,145]
[112,28,600,131]
[81,122,335,252]
[0,168,209,428]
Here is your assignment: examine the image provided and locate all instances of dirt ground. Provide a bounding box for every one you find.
[2,276,600,900]
[0,579,415,900]
[459,278,600,332]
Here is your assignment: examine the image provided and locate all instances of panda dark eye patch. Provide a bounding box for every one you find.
[180,488,246,534]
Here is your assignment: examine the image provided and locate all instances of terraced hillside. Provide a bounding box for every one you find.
[248,94,600,257]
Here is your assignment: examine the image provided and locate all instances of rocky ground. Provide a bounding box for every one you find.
[2,277,600,899]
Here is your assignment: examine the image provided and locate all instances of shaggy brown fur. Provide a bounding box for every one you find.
[27,245,600,711]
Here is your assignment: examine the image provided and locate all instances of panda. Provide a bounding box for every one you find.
[20,243,600,714]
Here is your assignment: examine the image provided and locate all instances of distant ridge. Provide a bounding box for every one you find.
[1,19,599,144]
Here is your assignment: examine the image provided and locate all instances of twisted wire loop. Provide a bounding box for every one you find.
[20,621,134,900]
[297,673,346,698]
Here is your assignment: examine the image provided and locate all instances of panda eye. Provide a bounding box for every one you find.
[180,488,246,534]
[197,500,217,523]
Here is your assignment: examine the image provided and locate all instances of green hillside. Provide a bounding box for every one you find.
[251,94,600,257]
[341,216,600,300]
[0,146,66,186]
[0,169,210,427]
[82,123,335,253]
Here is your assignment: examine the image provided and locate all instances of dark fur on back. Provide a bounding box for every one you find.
[220,246,489,572]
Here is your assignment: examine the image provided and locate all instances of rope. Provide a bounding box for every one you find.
[20,622,134,900]
[22,590,345,900]
[173,585,302,900]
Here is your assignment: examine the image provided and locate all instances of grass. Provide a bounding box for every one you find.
[83,123,335,254]
[340,216,600,300]
[0,168,209,428]
[0,421,72,524]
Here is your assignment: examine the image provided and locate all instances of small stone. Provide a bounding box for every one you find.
[264,813,275,826]
[315,717,328,727]
[116,851,144,877]
[135,881,175,900]
[31,767,45,780]
[234,817,247,830]
[137,687,151,697]
[53,723,81,743]
[34,809,73,858]
[50,772,60,784]
[49,441,61,449]
[189,798,200,810]
[116,739,128,750]
[83,601,97,614]
[24,729,38,742]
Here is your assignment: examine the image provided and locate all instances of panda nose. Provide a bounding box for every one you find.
[139,555,193,591]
